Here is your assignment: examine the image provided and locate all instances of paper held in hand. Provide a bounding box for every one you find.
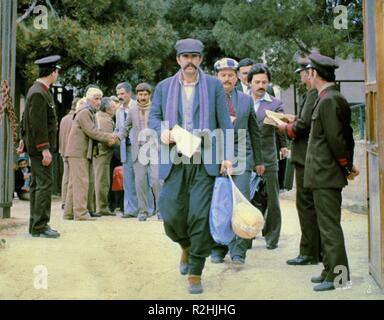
[171,124,202,158]
[264,110,296,127]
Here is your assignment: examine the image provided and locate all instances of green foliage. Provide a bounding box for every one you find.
[16,0,176,95]
[16,0,363,94]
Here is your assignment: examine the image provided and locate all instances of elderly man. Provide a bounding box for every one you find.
[248,63,288,250]
[149,38,233,294]
[93,97,116,216]
[64,88,117,221]
[211,57,264,265]
[277,58,321,266]
[118,83,161,221]
[22,55,61,238]
[115,82,140,218]
[304,53,358,292]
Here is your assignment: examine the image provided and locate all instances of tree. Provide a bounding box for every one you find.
[213,0,363,88]
[164,0,227,75]
[16,0,176,95]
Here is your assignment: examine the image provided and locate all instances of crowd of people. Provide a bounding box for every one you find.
[18,37,358,295]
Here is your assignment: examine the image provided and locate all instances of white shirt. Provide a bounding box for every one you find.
[241,82,251,95]
[253,92,273,114]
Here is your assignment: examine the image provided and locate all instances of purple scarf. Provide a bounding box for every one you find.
[165,68,209,129]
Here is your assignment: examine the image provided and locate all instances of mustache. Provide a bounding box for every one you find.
[183,63,197,70]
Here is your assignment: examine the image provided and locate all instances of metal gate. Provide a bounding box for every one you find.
[0,0,18,218]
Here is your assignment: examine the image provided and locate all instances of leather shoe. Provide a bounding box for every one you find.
[99,210,115,216]
[138,212,147,221]
[311,275,326,284]
[286,255,318,265]
[313,281,335,292]
[89,211,101,218]
[266,244,278,250]
[32,228,60,238]
[232,256,245,265]
[211,255,224,264]
[188,274,203,294]
[75,214,96,221]
[122,213,137,219]
[179,247,190,275]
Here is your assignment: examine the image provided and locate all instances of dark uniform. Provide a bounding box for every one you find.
[23,55,61,237]
[284,59,321,265]
[304,53,355,291]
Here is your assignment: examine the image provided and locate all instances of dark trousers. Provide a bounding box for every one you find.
[313,188,350,282]
[159,163,215,276]
[212,171,252,260]
[29,155,53,234]
[262,170,281,246]
[295,164,321,260]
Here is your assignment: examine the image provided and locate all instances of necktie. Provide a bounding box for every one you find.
[225,94,236,117]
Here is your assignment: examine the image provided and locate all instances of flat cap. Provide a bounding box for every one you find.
[136,82,152,93]
[175,38,204,55]
[214,58,239,72]
[306,52,339,72]
[294,57,310,73]
[34,55,61,70]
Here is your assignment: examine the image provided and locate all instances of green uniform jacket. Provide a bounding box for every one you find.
[304,85,355,189]
[286,88,318,166]
[23,81,57,156]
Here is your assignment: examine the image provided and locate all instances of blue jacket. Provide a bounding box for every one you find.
[148,74,232,180]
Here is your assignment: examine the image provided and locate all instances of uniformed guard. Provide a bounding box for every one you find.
[211,57,264,265]
[278,57,321,265]
[148,38,233,294]
[23,55,61,238]
[304,52,359,291]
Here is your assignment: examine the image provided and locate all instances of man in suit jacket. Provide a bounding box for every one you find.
[278,58,321,266]
[248,64,288,250]
[93,97,116,216]
[210,57,264,265]
[236,58,254,95]
[115,82,140,218]
[22,55,61,238]
[118,83,161,222]
[59,98,78,210]
[304,53,358,292]
[148,38,233,294]
[64,88,116,221]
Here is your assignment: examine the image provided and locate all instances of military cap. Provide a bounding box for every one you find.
[136,82,152,93]
[214,58,239,72]
[34,55,61,70]
[175,38,204,55]
[306,52,339,73]
[294,57,310,73]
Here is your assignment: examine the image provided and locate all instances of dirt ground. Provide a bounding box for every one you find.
[0,196,383,300]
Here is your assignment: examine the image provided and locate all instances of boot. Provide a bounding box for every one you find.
[179,247,189,275]
[188,274,203,294]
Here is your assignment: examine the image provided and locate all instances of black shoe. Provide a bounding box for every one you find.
[286,255,318,265]
[266,244,278,250]
[313,281,335,292]
[89,211,101,218]
[232,256,245,265]
[311,275,326,284]
[138,212,148,221]
[122,213,137,218]
[211,255,224,264]
[32,228,60,238]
